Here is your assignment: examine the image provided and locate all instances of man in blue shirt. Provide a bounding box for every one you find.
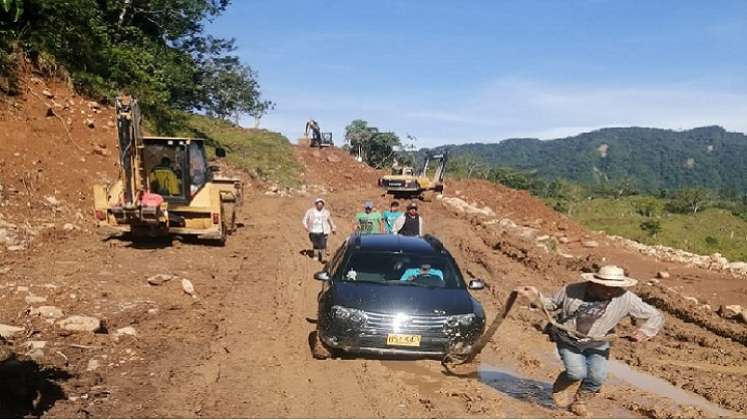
[382,201,403,234]
[400,264,444,282]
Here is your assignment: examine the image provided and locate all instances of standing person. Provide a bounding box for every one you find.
[354,201,384,234]
[532,265,664,416]
[382,201,403,234]
[302,198,336,262]
[393,202,424,236]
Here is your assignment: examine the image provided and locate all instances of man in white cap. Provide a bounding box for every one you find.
[534,265,664,415]
[302,198,336,262]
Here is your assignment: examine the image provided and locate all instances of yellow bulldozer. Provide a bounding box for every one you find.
[378,150,449,200]
[93,97,241,244]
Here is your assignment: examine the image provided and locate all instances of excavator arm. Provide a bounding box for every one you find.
[115,96,146,206]
[432,149,448,185]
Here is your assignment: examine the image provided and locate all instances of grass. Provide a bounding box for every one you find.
[569,196,747,261]
[174,113,301,187]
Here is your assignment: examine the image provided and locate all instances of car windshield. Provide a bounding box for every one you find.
[337,251,463,289]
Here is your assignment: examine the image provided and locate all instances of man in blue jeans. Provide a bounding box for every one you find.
[536,265,664,416]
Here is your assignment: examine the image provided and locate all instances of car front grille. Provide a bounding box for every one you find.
[363,311,448,336]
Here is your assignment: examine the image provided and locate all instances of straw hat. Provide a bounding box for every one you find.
[581,265,638,288]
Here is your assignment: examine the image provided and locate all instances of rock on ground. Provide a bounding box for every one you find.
[182,278,197,298]
[57,315,102,333]
[147,274,174,286]
[0,324,24,338]
[719,305,743,319]
[30,305,64,319]
[115,326,138,337]
[24,294,47,304]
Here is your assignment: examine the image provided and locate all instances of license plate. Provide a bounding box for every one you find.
[388,183,402,187]
[386,334,421,347]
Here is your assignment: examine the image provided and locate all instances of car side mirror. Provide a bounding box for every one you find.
[468,279,485,290]
[314,271,330,282]
[215,147,227,158]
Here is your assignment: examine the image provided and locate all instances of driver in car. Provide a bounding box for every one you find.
[400,264,443,282]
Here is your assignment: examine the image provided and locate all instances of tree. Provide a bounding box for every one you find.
[667,187,711,215]
[632,196,662,217]
[200,56,272,124]
[344,119,402,168]
[545,179,585,215]
[640,220,662,237]
[1,0,23,22]
[2,0,272,130]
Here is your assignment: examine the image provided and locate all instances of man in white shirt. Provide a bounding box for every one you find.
[302,198,336,262]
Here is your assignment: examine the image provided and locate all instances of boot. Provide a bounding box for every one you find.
[552,372,580,408]
[569,390,596,416]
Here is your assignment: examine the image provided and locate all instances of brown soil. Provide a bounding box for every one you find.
[1,77,746,418]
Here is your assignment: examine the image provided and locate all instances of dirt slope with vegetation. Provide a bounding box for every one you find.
[1,78,747,418]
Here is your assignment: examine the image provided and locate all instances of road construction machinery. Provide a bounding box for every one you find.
[304,119,333,148]
[93,96,241,244]
[378,150,449,199]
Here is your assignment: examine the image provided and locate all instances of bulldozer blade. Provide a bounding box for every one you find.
[442,289,520,370]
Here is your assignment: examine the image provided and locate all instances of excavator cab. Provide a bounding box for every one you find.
[93,97,241,244]
[378,150,449,200]
[142,138,216,201]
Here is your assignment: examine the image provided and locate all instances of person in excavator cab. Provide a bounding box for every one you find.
[149,156,180,196]
[525,265,664,416]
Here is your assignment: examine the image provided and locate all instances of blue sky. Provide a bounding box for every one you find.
[207,1,747,148]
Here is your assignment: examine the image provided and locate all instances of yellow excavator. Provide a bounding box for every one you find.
[93,97,241,244]
[378,150,449,199]
[304,119,333,148]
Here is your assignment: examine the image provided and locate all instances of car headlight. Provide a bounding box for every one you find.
[446,313,476,328]
[331,306,367,326]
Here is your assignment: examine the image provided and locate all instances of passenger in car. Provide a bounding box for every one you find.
[400,264,444,281]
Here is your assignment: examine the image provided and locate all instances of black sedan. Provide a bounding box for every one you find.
[310,234,486,358]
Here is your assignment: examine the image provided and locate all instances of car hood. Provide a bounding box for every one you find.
[331,281,476,316]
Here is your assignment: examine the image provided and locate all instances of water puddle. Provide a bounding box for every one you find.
[607,360,737,418]
[477,364,555,409]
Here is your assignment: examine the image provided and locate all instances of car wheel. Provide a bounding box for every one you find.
[309,330,333,360]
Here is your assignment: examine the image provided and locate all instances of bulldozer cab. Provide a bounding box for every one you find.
[142,137,211,203]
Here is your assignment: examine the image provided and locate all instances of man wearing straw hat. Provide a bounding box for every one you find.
[533,265,664,415]
[302,198,336,262]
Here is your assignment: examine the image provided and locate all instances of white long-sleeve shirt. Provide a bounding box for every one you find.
[302,208,336,235]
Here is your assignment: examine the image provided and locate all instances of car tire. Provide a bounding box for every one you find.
[309,330,333,360]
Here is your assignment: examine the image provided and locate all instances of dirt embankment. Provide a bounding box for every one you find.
[0,68,119,257]
[1,74,746,418]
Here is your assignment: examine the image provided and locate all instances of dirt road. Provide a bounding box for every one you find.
[0,145,745,418]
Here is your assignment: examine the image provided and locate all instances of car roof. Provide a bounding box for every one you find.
[347,234,446,255]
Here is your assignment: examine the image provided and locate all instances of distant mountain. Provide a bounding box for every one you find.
[427,126,747,193]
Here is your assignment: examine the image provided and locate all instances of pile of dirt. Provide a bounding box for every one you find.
[295,145,381,190]
[0,66,119,255]
[448,178,586,238]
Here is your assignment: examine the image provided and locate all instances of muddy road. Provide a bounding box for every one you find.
[1,146,746,418]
